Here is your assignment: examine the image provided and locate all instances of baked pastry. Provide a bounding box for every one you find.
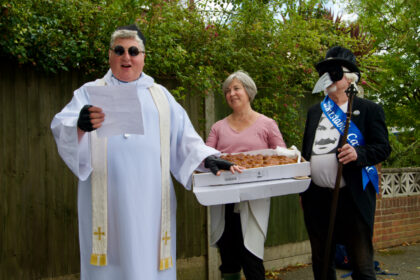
[220,153,298,169]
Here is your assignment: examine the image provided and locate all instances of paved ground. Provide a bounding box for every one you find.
[45,242,420,280]
[266,242,420,280]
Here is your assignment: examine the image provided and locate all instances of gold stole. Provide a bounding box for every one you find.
[149,85,172,270]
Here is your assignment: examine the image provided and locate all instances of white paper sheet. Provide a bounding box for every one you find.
[86,85,144,137]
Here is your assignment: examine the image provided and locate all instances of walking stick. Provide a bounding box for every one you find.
[321,83,358,280]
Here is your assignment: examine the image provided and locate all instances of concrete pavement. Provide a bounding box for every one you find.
[45,242,420,280]
[266,242,420,280]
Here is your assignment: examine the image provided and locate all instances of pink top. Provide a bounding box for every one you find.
[206,114,286,153]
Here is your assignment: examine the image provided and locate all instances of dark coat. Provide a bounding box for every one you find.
[301,96,391,231]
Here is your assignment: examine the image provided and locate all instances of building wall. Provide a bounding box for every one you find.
[373,168,420,249]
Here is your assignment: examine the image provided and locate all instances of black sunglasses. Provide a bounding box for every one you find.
[111,45,144,57]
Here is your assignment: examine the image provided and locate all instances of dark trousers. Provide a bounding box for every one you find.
[301,185,376,280]
[217,203,265,280]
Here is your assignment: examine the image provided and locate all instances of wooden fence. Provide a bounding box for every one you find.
[1,60,82,279]
[0,59,307,279]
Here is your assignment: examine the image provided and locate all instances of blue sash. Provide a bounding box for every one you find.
[321,96,379,193]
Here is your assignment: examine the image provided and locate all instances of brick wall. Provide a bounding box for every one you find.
[373,168,420,249]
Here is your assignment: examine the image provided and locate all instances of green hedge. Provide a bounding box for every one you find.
[0,0,374,146]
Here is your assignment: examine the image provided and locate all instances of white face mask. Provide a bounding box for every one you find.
[312,72,333,94]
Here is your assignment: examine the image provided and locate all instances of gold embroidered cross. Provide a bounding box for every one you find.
[94,227,105,240]
[162,231,171,245]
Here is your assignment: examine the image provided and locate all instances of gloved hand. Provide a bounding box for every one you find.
[77,105,94,132]
[204,155,234,175]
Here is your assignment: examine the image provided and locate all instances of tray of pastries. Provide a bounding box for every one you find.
[193,146,310,188]
[220,153,298,169]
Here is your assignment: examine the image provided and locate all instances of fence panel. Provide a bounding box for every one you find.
[0,60,81,279]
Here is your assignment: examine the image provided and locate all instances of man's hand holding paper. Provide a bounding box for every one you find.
[86,84,144,137]
[77,105,105,132]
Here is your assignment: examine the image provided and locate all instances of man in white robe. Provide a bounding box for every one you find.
[51,24,238,280]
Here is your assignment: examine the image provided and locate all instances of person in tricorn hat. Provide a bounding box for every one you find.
[300,46,391,279]
[51,24,241,280]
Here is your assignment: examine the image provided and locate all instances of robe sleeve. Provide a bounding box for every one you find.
[50,87,92,181]
[161,86,219,190]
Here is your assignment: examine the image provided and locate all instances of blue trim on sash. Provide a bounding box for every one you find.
[320,96,379,193]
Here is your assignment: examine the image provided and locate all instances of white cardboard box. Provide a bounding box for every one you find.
[193,161,310,187]
[192,148,311,206]
[193,147,310,187]
[193,178,311,206]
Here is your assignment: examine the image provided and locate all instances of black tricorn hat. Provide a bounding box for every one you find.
[116,24,146,46]
[315,46,360,76]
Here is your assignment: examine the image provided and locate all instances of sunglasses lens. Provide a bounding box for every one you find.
[113,45,125,56]
[128,47,140,56]
[112,46,142,56]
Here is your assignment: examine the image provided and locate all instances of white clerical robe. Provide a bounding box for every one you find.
[51,70,218,280]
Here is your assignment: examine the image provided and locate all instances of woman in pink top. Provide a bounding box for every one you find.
[206,70,286,280]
